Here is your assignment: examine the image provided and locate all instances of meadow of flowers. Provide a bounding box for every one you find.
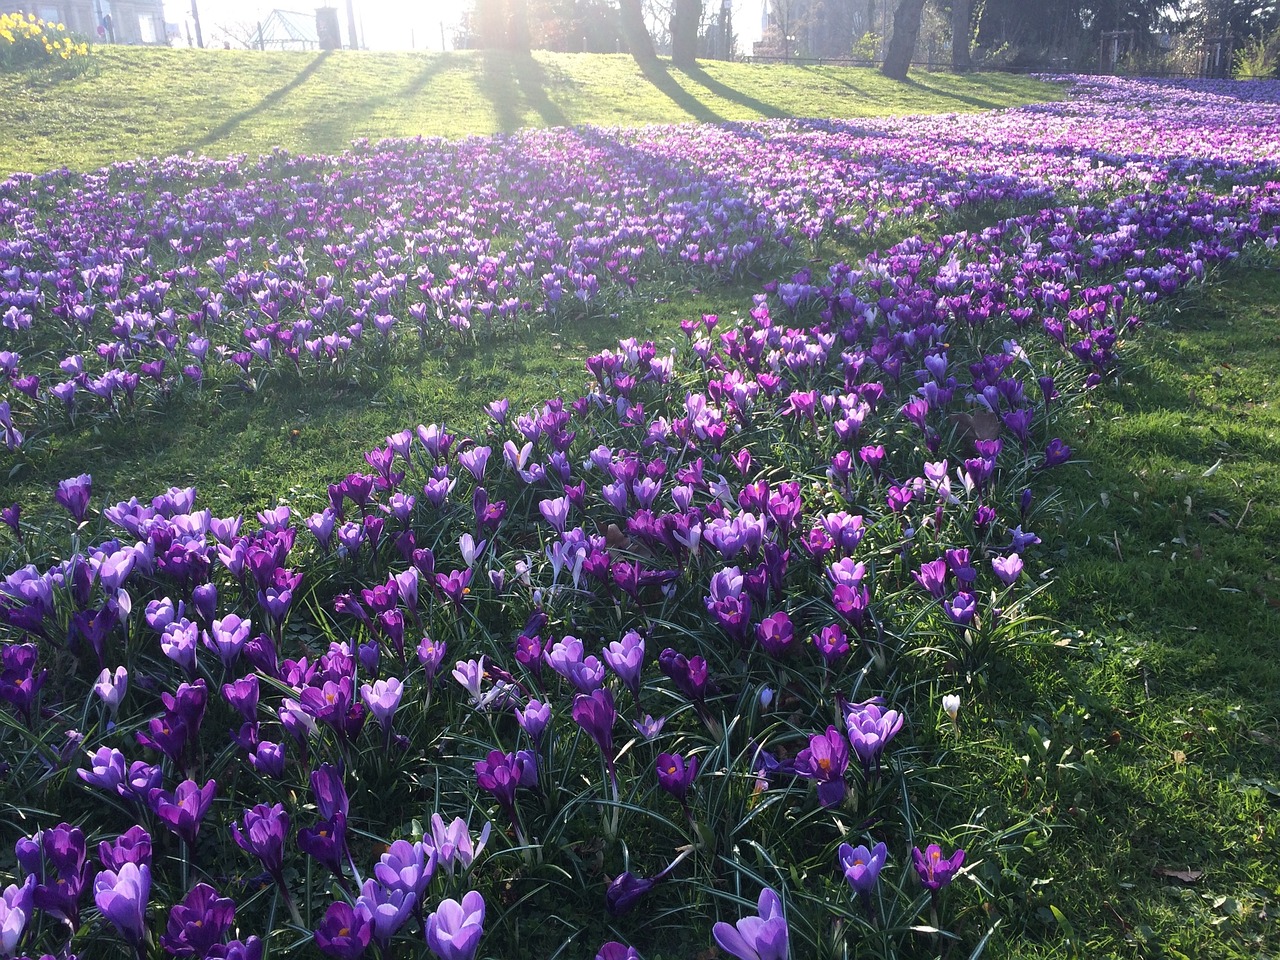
[0,75,1278,960]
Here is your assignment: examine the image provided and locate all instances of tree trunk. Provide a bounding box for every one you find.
[951,0,972,71]
[880,0,926,80]
[671,0,701,68]
[619,0,657,60]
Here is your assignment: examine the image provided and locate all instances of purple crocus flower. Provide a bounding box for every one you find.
[572,688,617,781]
[843,698,904,774]
[604,871,656,916]
[203,614,251,667]
[944,591,977,625]
[755,611,796,658]
[359,677,403,734]
[356,878,415,949]
[150,778,217,847]
[92,666,127,718]
[655,752,699,804]
[0,875,34,956]
[231,803,289,879]
[657,648,710,704]
[838,841,888,895]
[55,474,93,524]
[712,887,789,960]
[93,861,150,945]
[912,843,965,890]
[793,725,849,808]
[298,812,347,878]
[315,900,372,960]
[374,839,434,902]
[812,624,850,665]
[424,815,490,880]
[596,943,641,960]
[991,553,1024,586]
[99,826,151,872]
[425,889,486,960]
[912,558,949,599]
[223,675,260,722]
[457,445,491,481]
[515,698,551,743]
[79,746,127,795]
[474,749,536,826]
[602,630,645,703]
[161,882,236,957]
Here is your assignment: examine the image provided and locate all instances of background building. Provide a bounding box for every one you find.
[0,0,168,43]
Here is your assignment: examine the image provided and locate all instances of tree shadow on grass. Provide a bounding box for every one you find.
[901,75,1005,111]
[479,51,571,131]
[676,63,788,119]
[633,56,725,124]
[303,53,460,147]
[179,50,332,152]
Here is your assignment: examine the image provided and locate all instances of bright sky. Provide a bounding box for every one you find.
[164,0,765,52]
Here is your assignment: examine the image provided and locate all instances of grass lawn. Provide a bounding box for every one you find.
[0,47,1060,175]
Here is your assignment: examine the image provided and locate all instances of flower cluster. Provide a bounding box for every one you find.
[0,75,1277,960]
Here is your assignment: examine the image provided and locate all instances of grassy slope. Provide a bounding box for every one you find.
[0,47,1060,175]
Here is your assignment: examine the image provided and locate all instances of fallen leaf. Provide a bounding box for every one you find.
[1172,750,1186,765]
[1154,866,1203,883]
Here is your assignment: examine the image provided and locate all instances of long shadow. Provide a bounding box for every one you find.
[511,55,571,128]
[477,52,574,132]
[478,50,525,132]
[797,64,875,101]
[633,56,725,124]
[677,63,788,119]
[302,54,459,145]
[901,76,1003,111]
[181,50,332,151]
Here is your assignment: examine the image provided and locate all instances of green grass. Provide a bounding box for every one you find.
[946,264,1280,958]
[0,47,1060,175]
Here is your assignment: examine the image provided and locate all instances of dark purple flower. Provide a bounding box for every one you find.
[475,749,536,824]
[55,473,93,524]
[298,813,347,878]
[604,872,655,916]
[596,943,641,960]
[311,763,349,820]
[150,779,217,847]
[912,843,965,891]
[315,900,372,960]
[755,611,796,658]
[657,648,710,704]
[231,803,288,877]
[572,688,617,777]
[222,675,260,723]
[99,826,151,872]
[161,882,236,957]
[655,752,698,804]
[794,725,849,807]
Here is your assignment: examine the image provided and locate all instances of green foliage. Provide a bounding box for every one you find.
[1233,27,1280,79]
